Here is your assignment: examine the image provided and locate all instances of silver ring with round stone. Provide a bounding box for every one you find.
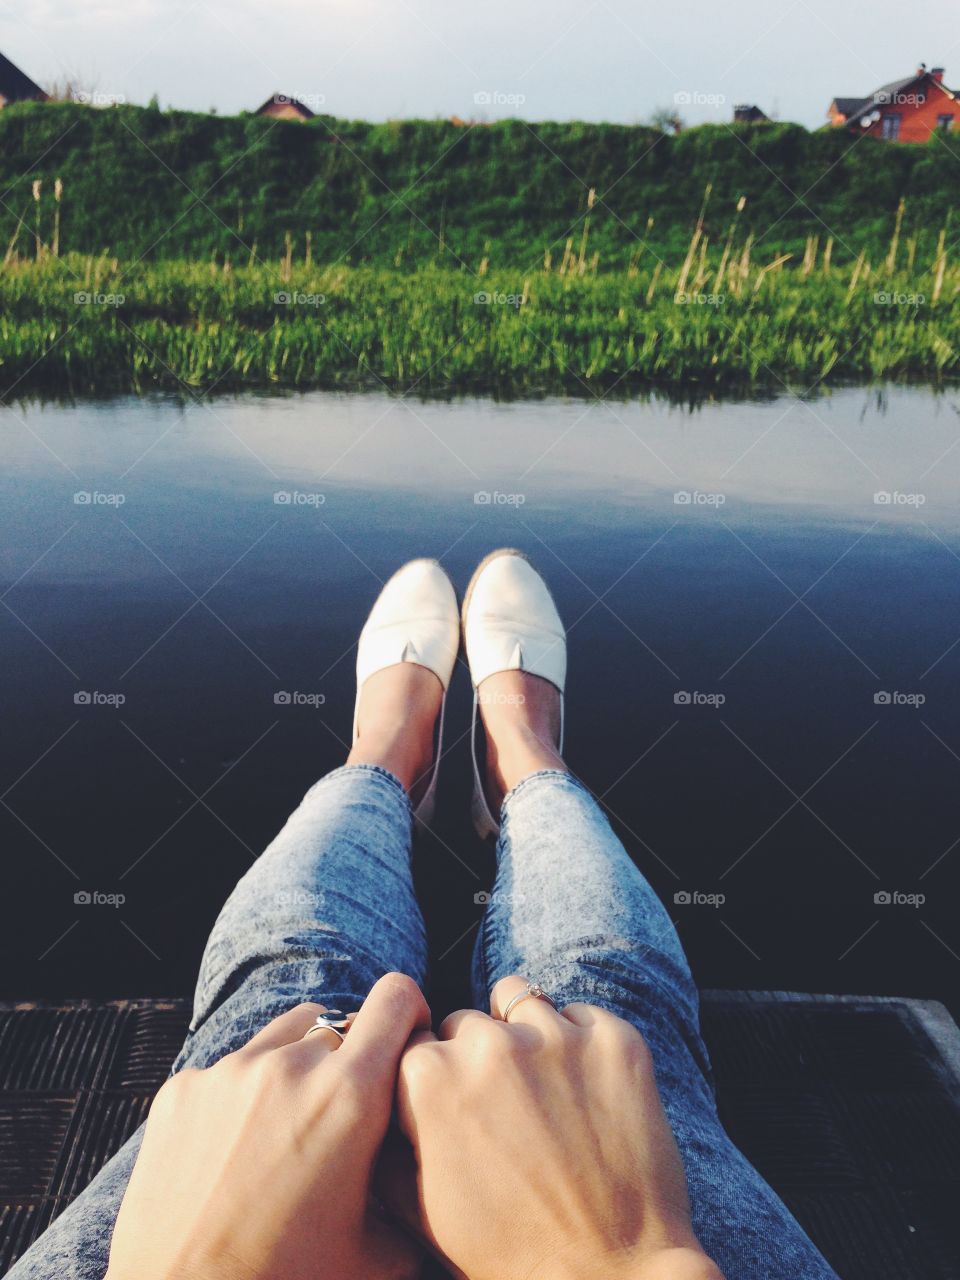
[302,1010,351,1042]
[501,983,558,1022]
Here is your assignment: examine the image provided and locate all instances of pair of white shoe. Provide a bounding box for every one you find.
[353,549,566,837]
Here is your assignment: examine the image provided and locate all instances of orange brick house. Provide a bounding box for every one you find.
[828,64,956,142]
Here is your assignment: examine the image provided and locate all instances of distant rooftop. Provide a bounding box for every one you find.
[0,51,47,105]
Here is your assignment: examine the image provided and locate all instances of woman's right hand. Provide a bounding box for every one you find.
[387,974,725,1280]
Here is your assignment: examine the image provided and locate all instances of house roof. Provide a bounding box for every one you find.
[734,104,769,122]
[839,71,957,127]
[0,50,47,103]
[253,94,315,118]
[830,96,867,119]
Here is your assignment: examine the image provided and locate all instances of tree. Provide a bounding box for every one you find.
[648,107,683,135]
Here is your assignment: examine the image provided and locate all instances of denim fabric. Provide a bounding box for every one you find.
[475,771,839,1280]
[10,765,838,1280]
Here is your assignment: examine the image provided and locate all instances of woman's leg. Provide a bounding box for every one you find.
[471,674,839,1280]
[9,665,437,1280]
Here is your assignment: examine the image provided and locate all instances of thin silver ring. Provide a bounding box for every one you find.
[302,1009,351,1043]
[501,983,558,1022]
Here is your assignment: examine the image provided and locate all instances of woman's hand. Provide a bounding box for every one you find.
[106,972,430,1280]
[387,975,724,1280]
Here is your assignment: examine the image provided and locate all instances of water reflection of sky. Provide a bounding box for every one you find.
[1,388,958,544]
[2,387,960,1014]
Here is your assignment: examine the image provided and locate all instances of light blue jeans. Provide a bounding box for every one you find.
[10,765,839,1280]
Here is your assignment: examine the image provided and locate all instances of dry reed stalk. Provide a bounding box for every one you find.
[32,180,42,260]
[713,196,746,293]
[3,204,29,266]
[847,252,865,296]
[713,240,731,294]
[281,232,293,282]
[675,182,712,301]
[739,233,753,282]
[645,260,663,303]
[822,237,833,276]
[753,253,792,292]
[577,187,596,273]
[53,178,63,258]
[933,229,947,304]
[693,235,710,290]
[885,198,905,274]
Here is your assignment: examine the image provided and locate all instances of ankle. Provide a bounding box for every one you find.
[349,663,442,798]
[347,721,433,795]
[484,719,567,807]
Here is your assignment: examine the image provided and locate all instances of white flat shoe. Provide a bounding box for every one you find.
[462,549,566,839]
[354,559,460,827]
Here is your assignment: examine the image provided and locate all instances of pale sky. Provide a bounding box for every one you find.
[0,0,956,128]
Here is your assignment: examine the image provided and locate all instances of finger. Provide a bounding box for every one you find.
[235,1001,336,1056]
[374,1139,471,1280]
[339,972,431,1080]
[394,1031,440,1142]
[403,1028,439,1052]
[490,975,564,1029]
[362,1197,425,1280]
[297,1006,366,1059]
[559,1001,606,1028]
[374,1135,426,1242]
[436,1008,494,1040]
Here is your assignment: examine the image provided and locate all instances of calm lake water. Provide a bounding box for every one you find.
[2,386,959,1019]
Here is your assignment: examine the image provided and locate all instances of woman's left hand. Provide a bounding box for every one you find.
[106,972,430,1280]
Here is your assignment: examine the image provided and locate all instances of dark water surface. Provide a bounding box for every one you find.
[2,387,959,1019]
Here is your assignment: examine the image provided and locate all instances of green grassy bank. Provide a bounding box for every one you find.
[1,252,955,396]
[1,104,957,395]
[1,101,957,269]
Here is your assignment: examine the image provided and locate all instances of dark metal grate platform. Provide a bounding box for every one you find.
[1,992,959,1279]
